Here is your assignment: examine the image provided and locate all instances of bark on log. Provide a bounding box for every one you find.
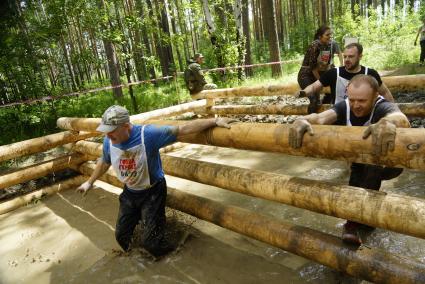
[56,99,207,132]
[0,131,96,163]
[0,154,86,190]
[71,140,425,239]
[0,176,85,215]
[67,159,425,283]
[202,103,425,117]
[145,120,425,170]
[191,74,425,99]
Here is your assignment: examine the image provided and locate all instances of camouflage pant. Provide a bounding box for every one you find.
[203,83,217,90]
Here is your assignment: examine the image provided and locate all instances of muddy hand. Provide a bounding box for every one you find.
[362,119,396,156]
[76,181,93,197]
[289,119,314,149]
[215,118,239,129]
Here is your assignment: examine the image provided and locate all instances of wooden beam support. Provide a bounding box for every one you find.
[191,74,425,99]
[0,131,96,163]
[0,176,85,215]
[202,103,425,117]
[0,154,86,190]
[56,99,207,132]
[70,160,425,284]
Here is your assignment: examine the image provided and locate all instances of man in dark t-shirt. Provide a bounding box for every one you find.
[289,74,410,245]
[299,43,394,113]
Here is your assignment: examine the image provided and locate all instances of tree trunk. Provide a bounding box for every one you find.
[60,34,78,91]
[242,0,253,77]
[260,0,282,77]
[97,0,123,98]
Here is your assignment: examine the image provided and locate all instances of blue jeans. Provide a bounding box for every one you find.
[115,178,173,256]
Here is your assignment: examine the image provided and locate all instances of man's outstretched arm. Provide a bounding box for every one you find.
[76,159,111,196]
[298,80,324,98]
[176,118,238,137]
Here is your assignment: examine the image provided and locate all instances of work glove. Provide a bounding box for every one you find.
[307,94,321,114]
[76,181,93,197]
[215,118,239,129]
[362,119,396,156]
[289,119,314,149]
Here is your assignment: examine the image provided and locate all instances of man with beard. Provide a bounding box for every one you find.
[299,43,394,113]
[289,75,409,245]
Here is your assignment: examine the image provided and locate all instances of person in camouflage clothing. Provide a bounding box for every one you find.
[184,53,217,95]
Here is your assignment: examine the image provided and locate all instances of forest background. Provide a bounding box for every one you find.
[1,0,425,146]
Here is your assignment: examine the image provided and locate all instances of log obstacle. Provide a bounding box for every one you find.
[0,175,85,215]
[57,119,425,170]
[167,188,425,284]
[0,154,86,190]
[57,99,207,132]
[191,74,425,99]
[202,103,425,117]
[72,140,425,240]
[142,120,425,170]
[69,159,425,284]
[0,131,96,163]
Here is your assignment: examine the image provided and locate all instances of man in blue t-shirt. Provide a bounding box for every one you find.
[76,105,236,257]
[289,75,410,245]
[299,43,394,113]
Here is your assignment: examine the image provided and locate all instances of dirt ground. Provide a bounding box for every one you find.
[1,144,425,284]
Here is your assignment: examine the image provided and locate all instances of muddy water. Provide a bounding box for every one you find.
[2,145,421,283]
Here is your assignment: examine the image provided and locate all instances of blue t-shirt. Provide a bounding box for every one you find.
[102,124,177,185]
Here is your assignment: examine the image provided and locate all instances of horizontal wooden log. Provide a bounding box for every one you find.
[161,155,425,239]
[167,188,425,284]
[0,131,96,163]
[144,120,425,170]
[202,103,425,117]
[191,74,425,99]
[72,141,425,239]
[56,99,207,132]
[0,176,85,215]
[70,160,425,283]
[70,141,187,158]
[0,154,86,190]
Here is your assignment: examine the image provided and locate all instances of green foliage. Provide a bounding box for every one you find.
[332,6,420,70]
